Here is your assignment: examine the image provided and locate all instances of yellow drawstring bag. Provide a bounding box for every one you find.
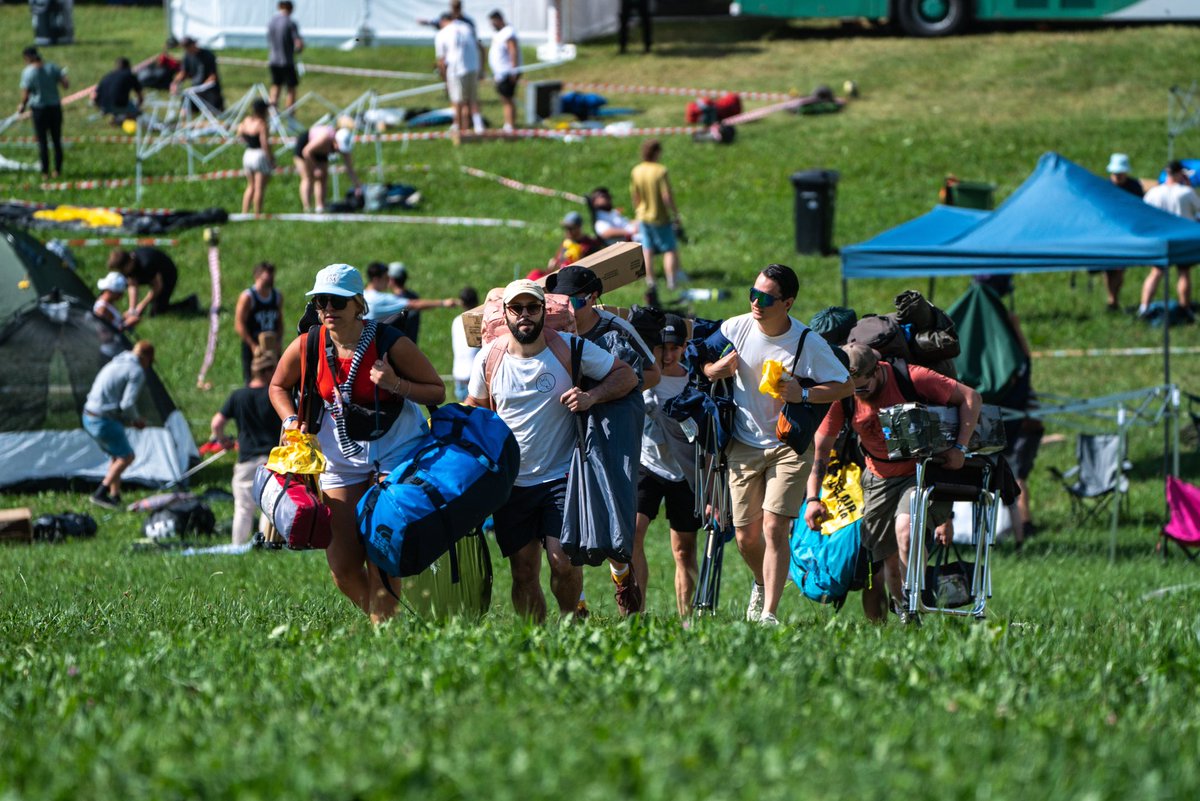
[819,457,865,536]
[758,359,790,399]
[265,429,327,475]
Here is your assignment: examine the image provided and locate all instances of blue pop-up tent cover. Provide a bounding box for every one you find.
[842,152,1200,279]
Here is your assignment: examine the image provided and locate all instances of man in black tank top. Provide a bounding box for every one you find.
[234,261,284,383]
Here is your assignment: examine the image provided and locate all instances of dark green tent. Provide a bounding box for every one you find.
[947,283,1026,403]
[1,226,92,320]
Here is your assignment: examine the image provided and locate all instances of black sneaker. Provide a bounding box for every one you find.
[89,491,118,510]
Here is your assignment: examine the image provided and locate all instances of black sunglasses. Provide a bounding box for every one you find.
[312,294,351,311]
[506,301,544,317]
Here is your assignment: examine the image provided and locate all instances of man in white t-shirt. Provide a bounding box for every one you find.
[702,264,852,625]
[467,279,637,622]
[487,10,520,133]
[1139,160,1200,322]
[435,13,482,134]
[589,186,639,243]
[636,314,701,617]
[450,286,479,401]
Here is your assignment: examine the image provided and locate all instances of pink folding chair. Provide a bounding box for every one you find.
[1163,475,1200,561]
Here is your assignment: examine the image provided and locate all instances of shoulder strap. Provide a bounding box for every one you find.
[300,325,323,432]
[482,336,509,410]
[790,327,811,375]
[544,328,574,378]
[889,358,921,404]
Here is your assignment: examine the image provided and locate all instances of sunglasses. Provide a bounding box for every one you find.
[568,296,589,310]
[312,294,351,311]
[506,301,544,317]
[749,288,781,307]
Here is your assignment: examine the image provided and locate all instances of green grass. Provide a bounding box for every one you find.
[3,7,1200,800]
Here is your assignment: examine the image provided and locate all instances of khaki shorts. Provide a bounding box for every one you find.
[861,470,951,561]
[447,72,479,106]
[727,439,808,528]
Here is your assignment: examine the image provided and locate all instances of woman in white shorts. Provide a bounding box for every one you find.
[237,98,273,214]
[270,264,446,622]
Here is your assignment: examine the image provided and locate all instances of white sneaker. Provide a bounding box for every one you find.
[746,582,764,621]
[759,613,780,626]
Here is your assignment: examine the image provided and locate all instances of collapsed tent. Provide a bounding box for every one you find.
[0,201,227,236]
[0,227,198,490]
[841,152,1200,278]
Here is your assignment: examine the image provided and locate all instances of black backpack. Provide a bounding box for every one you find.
[143,499,216,541]
[33,513,97,543]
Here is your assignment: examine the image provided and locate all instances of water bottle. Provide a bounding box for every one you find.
[679,288,730,302]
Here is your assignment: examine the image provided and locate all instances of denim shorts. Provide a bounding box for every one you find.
[637,221,677,254]
[82,413,133,459]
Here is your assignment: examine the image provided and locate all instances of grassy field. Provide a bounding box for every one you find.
[2,7,1200,800]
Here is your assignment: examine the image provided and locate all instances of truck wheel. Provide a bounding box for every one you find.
[895,0,969,37]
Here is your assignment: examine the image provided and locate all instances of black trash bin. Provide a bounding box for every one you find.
[30,0,75,46]
[790,169,840,255]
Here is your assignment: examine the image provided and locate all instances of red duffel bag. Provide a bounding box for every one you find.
[253,466,332,550]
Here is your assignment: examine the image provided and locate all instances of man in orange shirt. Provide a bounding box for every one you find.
[805,344,980,622]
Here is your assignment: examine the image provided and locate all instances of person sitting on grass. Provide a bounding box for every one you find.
[82,340,154,510]
[547,211,602,273]
[92,57,143,124]
[589,187,639,243]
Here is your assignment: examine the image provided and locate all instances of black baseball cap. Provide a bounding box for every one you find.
[546,265,600,297]
[661,314,687,345]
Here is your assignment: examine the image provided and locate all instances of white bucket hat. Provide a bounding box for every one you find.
[1107,153,1131,174]
[96,271,127,293]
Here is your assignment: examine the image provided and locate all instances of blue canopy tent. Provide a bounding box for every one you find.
[842,151,1200,489]
[842,152,1200,278]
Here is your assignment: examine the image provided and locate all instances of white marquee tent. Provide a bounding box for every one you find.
[167,0,619,49]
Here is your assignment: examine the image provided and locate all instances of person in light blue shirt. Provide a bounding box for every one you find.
[81,341,154,509]
[17,47,68,178]
[362,261,460,325]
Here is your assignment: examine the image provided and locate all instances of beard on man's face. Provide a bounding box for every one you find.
[507,313,544,344]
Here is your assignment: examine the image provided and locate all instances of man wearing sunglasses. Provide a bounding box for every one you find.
[702,264,852,625]
[467,280,638,622]
[547,264,659,615]
[805,344,980,623]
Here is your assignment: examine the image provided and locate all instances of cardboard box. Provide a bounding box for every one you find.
[462,242,646,347]
[0,507,33,545]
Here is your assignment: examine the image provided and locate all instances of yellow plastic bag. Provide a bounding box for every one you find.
[32,205,124,229]
[819,458,864,535]
[265,429,328,475]
[758,359,790,399]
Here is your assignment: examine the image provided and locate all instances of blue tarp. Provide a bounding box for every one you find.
[842,152,1200,279]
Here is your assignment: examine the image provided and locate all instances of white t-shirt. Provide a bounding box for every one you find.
[719,313,849,449]
[93,298,124,330]
[488,24,520,79]
[435,20,480,78]
[1144,182,1200,221]
[641,372,690,481]
[451,313,479,382]
[469,333,616,486]
[363,287,409,322]
[594,208,634,240]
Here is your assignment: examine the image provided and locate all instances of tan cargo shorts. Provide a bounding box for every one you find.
[727,439,808,528]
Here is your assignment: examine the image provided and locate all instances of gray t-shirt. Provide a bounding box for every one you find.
[267,13,300,66]
[20,63,63,108]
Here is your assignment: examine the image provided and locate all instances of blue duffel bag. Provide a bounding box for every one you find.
[357,404,519,579]
[789,501,868,610]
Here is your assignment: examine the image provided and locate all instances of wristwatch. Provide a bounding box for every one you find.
[801,386,810,404]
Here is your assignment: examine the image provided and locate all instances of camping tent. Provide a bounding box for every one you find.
[0,227,198,490]
[947,282,1027,404]
[168,0,619,49]
[841,152,1200,278]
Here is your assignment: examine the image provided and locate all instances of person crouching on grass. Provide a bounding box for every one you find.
[269,264,445,623]
[82,340,154,509]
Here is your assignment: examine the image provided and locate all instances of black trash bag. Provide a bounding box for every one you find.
[894,289,936,331]
[143,499,216,541]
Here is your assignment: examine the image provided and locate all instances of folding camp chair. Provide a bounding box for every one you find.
[1162,475,1200,561]
[1047,432,1131,542]
[905,456,999,621]
[691,379,736,615]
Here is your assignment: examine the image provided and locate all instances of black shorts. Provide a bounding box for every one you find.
[494,75,518,99]
[270,64,299,88]
[636,467,701,532]
[293,129,328,163]
[492,478,567,558]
